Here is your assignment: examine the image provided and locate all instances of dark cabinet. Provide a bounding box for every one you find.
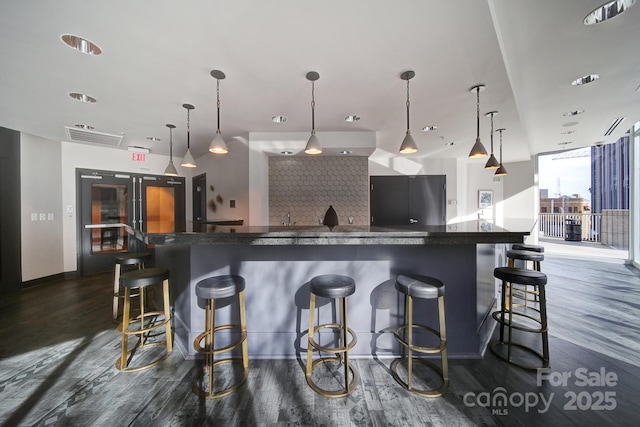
[370,175,446,226]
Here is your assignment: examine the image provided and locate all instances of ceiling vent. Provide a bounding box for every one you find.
[603,117,626,136]
[64,126,125,147]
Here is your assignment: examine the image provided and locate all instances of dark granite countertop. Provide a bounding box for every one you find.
[146,219,533,246]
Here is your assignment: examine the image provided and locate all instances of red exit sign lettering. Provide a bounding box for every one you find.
[131,152,146,162]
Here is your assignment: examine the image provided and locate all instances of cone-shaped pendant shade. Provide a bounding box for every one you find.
[469,137,488,158]
[209,131,228,154]
[485,153,500,168]
[399,132,418,154]
[304,133,322,155]
[495,163,508,176]
[164,160,178,176]
[181,148,196,167]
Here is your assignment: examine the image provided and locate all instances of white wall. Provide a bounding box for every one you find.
[502,159,537,240]
[20,133,64,281]
[190,136,250,225]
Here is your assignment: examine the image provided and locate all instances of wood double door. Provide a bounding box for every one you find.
[370,175,446,226]
[77,169,185,275]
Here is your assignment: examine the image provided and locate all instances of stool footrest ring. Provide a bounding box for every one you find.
[191,358,249,399]
[393,324,446,354]
[305,357,359,398]
[308,323,357,354]
[490,340,549,370]
[390,357,448,397]
[193,324,247,355]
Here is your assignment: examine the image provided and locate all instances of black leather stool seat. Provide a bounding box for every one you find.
[396,274,444,299]
[310,274,356,299]
[196,275,245,299]
[120,267,170,289]
[512,243,544,253]
[115,252,152,266]
[506,250,545,263]
[494,267,547,286]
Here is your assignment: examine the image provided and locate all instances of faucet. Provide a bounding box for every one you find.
[282,211,296,226]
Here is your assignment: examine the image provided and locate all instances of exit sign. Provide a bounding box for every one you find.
[131,152,146,162]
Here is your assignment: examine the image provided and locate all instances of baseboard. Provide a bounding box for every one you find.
[21,272,69,288]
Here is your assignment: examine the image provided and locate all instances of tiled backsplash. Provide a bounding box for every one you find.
[269,156,369,226]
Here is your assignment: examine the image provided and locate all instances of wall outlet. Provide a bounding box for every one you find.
[31,213,38,221]
[47,213,54,221]
[39,213,46,221]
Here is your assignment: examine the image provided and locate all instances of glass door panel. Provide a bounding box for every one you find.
[91,183,129,253]
[146,186,175,233]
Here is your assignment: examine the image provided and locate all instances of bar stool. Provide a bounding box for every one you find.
[491,267,549,370]
[306,274,358,397]
[113,252,152,321]
[507,249,543,271]
[192,275,248,399]
[512,243,544,253]
[507,249,544,307]
[116,267,172,372]
[391,274,448,397]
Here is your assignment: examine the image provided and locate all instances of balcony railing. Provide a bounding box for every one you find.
[538,213,601,242]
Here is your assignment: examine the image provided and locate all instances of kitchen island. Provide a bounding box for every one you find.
[147,220,532,359]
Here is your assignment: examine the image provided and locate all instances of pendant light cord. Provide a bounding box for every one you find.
[311,80,316,134]
[490,113,494,152]
[187,108,191,149]
[169,127,173,160]
[476,87,480,140]
[498,129,503,161]
[406,79,411,133]
[216,79,221,132]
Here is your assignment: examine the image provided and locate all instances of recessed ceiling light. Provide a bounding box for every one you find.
[561,130,576,135]
[584,0,636,25]
[445,141,456,146]
[558,141,573,146]
[563,109,584,117]
[344,115,360,122]
[339,150,352,154]
[271,115,287,123]
[74,124,94,130]
[61,35,102,55]
[147,136,161,141]
[571,74,600,86]
[69,92,96,103]
[422,125,438,132]
[280,150,293,155]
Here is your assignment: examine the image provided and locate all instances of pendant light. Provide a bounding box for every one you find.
[468,85,488,158]
[164,124,178,176]
[209,69,228,154]
[484,111,500,169]
[304,71,322,155]
[495,128,508,176]
[181,103,196,167]
[399,70,418,154]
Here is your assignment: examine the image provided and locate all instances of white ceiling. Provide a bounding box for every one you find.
[0,0,638,163]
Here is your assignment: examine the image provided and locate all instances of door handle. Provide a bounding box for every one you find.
[409,218,418,224]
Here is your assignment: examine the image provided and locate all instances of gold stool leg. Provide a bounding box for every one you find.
[438,295,449,384]
[162,278,172,352]
[120,287,131,369]
[341,297,350,393]
[239,290,249,370]
[306,294,316,378]
[113,264,121,321]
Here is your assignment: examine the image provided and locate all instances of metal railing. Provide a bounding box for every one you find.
[538,213,601,242]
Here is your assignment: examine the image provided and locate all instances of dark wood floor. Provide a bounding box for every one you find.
[1,254,640,426]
